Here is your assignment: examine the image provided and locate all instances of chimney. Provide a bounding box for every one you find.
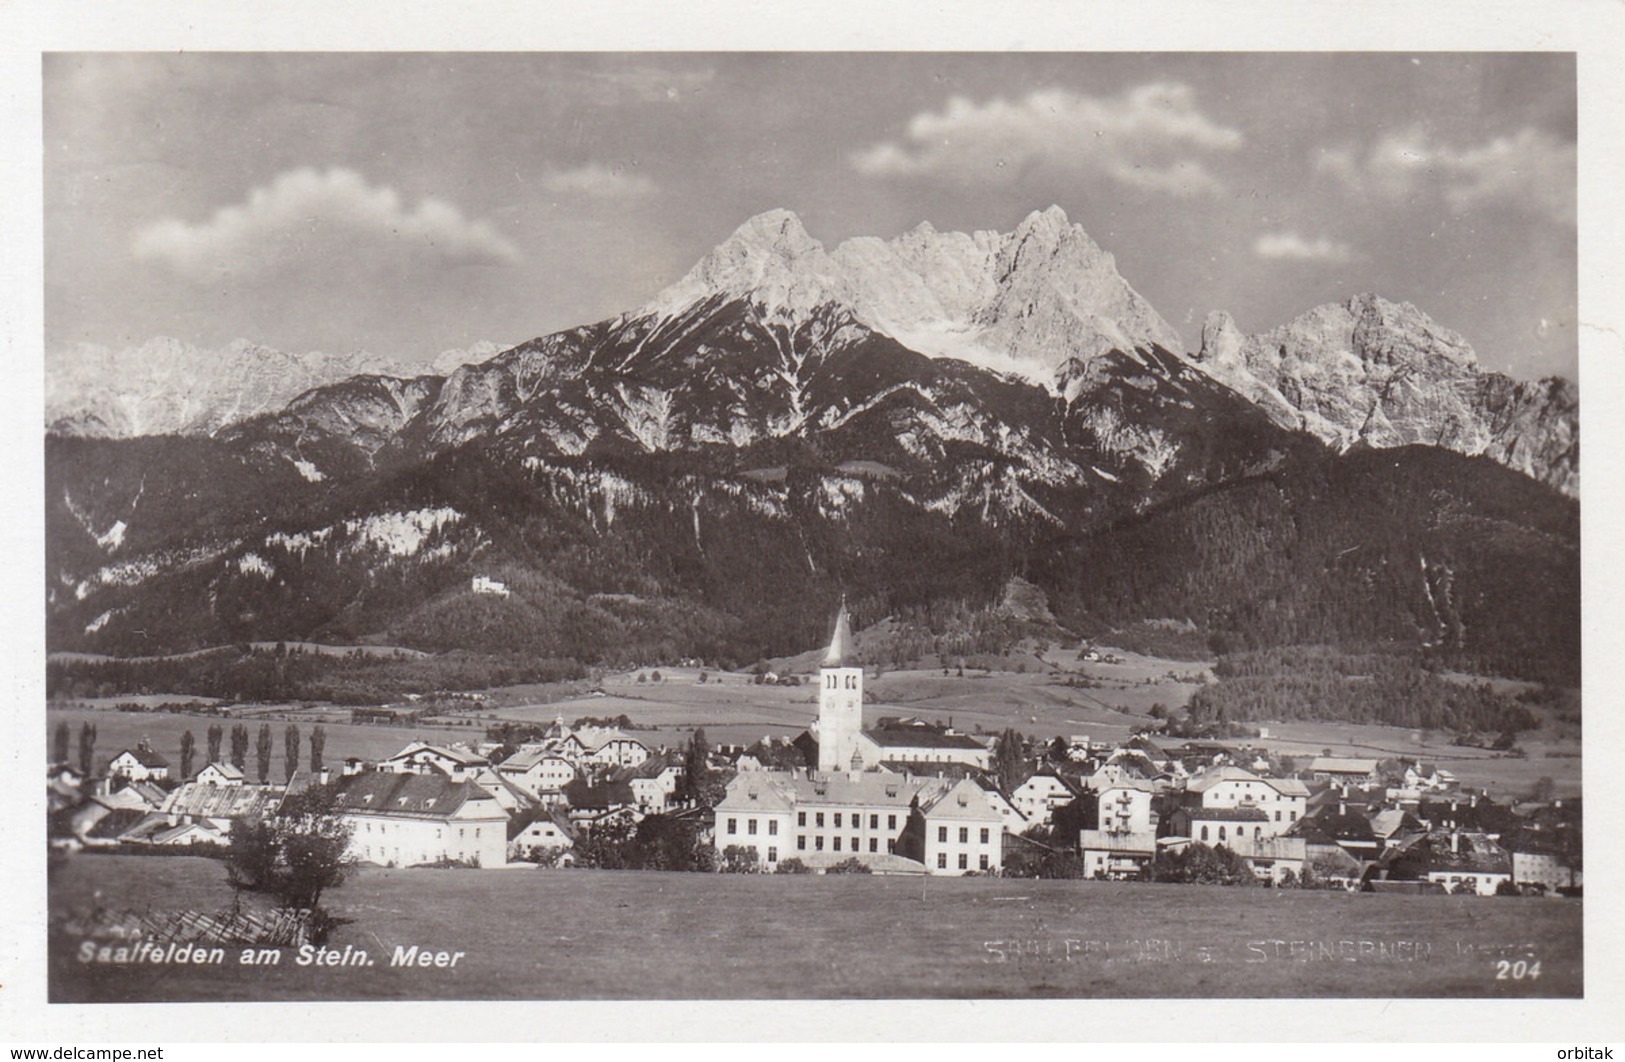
[1450,829,1460,854]
[318,767,331,785]
[1470,792,1478,808]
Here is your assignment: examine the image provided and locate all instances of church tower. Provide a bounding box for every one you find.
[817,601,865,774]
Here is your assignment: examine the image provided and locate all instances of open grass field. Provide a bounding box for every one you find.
[49,855,1581,1002]
[44,705,481,777]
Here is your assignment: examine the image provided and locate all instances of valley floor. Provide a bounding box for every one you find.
[48,855,1580,1002]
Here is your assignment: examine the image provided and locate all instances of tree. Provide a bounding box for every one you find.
[309,725,326,774]
[682,728,712,805]
[207,724,224,765]
[1142,842,1257,886]
[284,724,300,782]
[826,857,873,875]
[230,724,250,769]
[255,724,274,783]
[179,730,197,780]
[993,728,1027,792]
[1531,776,1557,803]
[225,783,354,934]
[78,722,97,776]
[775,857,812,875]
[52,722,71,764]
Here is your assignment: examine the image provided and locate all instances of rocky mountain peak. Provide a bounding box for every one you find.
[1192,293,1576,495]
[643,208,845,322]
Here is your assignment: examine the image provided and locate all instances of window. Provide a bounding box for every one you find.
[980,828,990,844]
[869,838,878,853]
[1200,825,1209,842]
[937,853,947,869]
[727,818,737,835]
[1275,810,1282,822]
[958,853,968,870]
[833,837,842,851]
[1218,826,1227,841]
[798,812,806,827]
[747,819,757,835]
[959,827,968,844]
[979,854,989,871]
[767,847,778,863]
[888,815,897,830]
[852,837,858,851]
[870,814,879,829]
[815,836,824,850]
[798,836,806,851]
[1290,811,1298,822]
[768,820,778,836]
[834,812,843,828]
[887,840,895,853]
[816,813,825,828]
[938,826,948,842]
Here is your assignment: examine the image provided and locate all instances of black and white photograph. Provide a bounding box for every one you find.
[8,3,1624,1043]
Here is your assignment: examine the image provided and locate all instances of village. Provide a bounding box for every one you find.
[46,606,1582,898]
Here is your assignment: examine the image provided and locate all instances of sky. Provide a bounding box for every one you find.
[43,52,1577,380]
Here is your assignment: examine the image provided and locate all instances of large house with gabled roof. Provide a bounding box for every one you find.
[108,742,170,783]
[1184,765,1308,837]
[331,770,507,868]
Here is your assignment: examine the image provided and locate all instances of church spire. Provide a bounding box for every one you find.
[823,599,854,667]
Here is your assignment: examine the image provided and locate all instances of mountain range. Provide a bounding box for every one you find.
[44,207,1580,682]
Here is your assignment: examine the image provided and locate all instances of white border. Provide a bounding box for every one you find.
[3,0,1621,1044]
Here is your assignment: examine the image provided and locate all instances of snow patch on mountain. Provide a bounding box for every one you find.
[96,520,128,552]
[292,459,326,483]
[342,508,463,557]
[237,553,274,578]
[266,528,334,558]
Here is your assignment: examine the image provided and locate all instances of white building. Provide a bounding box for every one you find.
[551,727,650,770]
[1010,771,1083,827]
[497,748,579,799]
[195,762,245,787]
[853,723,992,771]
[108,743,170,783]
[471,575,511,597]
[332,771,508,868]
[1185,765,1308,837]
[377,741,490,782]
[713,768,1002,875]
[920,778,1004,874]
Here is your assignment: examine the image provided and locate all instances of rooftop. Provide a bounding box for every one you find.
[332,771,490,818]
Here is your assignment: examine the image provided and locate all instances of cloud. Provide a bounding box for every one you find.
[540,162,657,198]
[851,83,1242,196]
[1316,125,1575,226]
[1253,231,1354,263]
[132,167,521,279]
